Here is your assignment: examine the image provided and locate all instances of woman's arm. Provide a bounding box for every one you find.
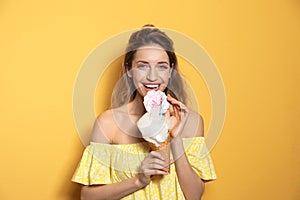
[80,111,168,200]
[81,177,143,200]
[171,136,205,200]
[167,96,205,200]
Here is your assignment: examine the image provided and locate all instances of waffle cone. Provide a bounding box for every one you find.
[148,133,171,170]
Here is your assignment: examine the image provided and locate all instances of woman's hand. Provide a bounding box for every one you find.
[136,151,169,188]
[165,95,189,138]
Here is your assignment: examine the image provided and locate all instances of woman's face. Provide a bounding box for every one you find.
[128,44,172,97]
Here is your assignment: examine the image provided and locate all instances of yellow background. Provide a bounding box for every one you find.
[1,0,299,199]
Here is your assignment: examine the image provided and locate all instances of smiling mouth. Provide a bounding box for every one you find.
[143,84,160,90]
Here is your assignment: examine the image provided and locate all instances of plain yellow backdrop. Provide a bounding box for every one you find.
[1,0,299,199]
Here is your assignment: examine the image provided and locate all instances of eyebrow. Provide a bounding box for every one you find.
[135,60,169,65]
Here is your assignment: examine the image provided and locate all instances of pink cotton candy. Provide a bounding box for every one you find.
[143,90,170,114]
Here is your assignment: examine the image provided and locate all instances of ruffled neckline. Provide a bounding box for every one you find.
[90,136,205,146]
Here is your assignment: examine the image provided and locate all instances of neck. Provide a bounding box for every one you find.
[128,92,146,116]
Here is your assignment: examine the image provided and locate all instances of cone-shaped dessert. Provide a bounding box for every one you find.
[137,90,171,170]
[147,132,171,170]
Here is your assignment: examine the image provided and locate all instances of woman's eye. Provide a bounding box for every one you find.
[137,65,148,70]
[158,65,169,70]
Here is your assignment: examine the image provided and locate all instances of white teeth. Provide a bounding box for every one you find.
[145,85,159,88]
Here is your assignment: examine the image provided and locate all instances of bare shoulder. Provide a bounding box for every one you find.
[182,110,204,138]
[97,109,114,124]
[90,109,117,143]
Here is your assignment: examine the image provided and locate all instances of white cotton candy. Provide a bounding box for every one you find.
[137,113,170,146]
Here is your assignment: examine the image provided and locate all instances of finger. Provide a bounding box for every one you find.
[142,160,169,172]
[164,109,170,118]
[167,94,172,99]
[167,98,187,115]
[144,169,169,176]
[169,104,174,116]
[148,162,169,172]
[149,158,168,168]
[142,154,164,167]
[167,94,177,102]
[169,159,175,165]
[149,151,165,160]
[173,104,181,121]
[167,95,180,105]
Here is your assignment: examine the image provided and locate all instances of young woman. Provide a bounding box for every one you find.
[72,25,216,200]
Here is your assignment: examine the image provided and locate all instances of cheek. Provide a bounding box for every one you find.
[159,71,171,83]
[131,71,146,88]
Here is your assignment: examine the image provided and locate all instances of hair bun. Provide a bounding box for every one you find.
[142,24,156,28]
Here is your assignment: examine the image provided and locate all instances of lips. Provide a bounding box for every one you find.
[143,84,160,91]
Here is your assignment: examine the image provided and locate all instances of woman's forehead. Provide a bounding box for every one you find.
[134,45,169,63]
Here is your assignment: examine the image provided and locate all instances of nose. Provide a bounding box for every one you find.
[146,66,158,82]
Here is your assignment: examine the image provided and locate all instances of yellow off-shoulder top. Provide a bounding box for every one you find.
[72,137,216,199]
